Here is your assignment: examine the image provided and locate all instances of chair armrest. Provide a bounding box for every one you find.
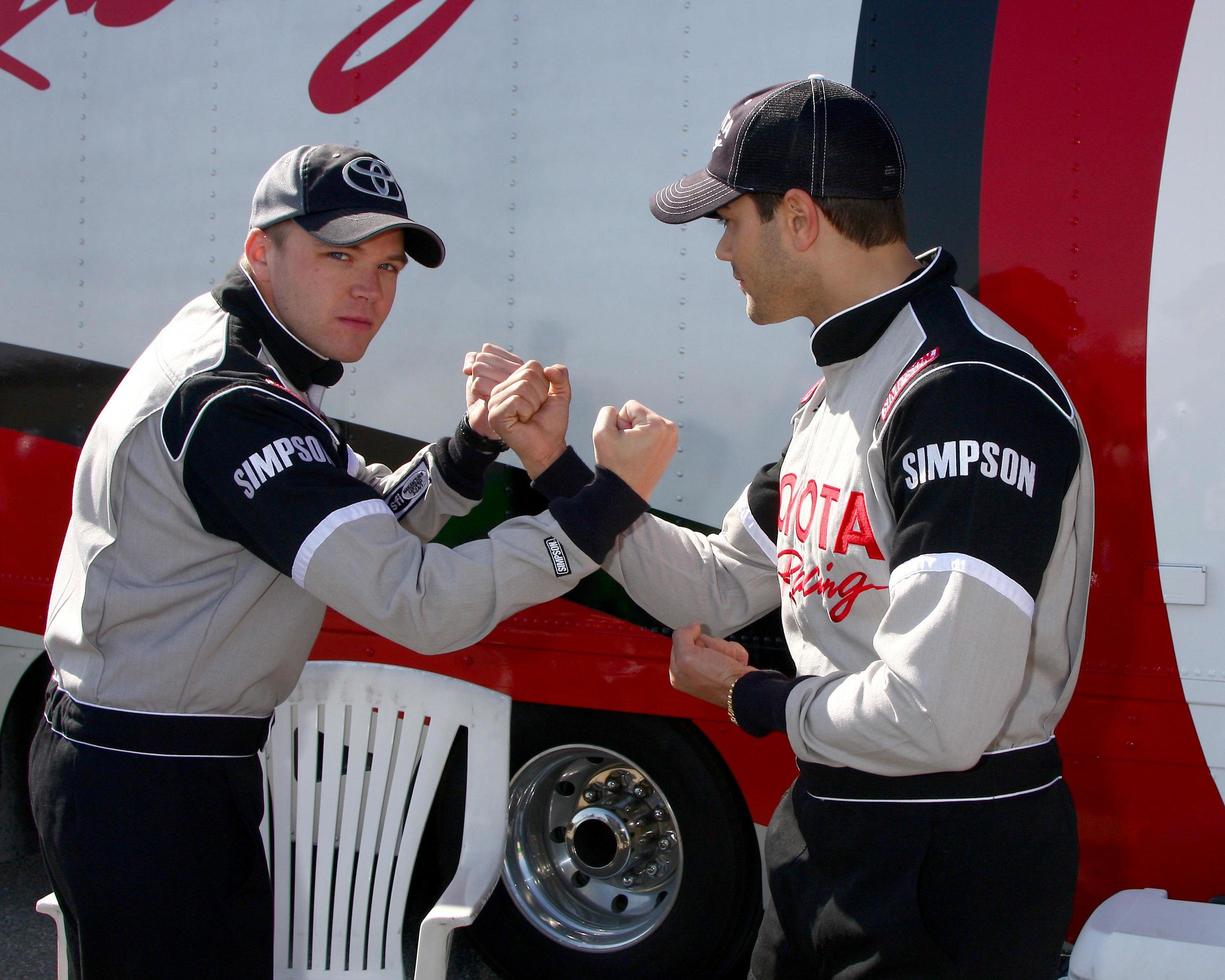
[36,891,70,980]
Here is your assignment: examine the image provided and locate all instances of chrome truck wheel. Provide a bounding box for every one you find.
[503,746,682,949]
[469,704,761,980]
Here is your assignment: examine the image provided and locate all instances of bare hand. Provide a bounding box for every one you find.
[486,361,571,477]
[463,343,525,438]
[669,623,754,706]
[592,400,678,501]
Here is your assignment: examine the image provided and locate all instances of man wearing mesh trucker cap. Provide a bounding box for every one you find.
[28,143,677,977]
[528,76,1094,976]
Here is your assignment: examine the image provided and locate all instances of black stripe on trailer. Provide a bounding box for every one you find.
[852,0,999,295]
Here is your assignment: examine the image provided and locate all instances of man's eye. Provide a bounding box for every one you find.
[379,263,402,274]
[328,251,351,261]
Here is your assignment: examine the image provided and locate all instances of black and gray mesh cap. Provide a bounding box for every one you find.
[649,75,905,224]
[249,144,445,267]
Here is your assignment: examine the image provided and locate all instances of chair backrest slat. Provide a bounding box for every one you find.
[290,704,319,965]
[328,696,373,972]
[371,715,460,969]
[365,707,424,969]
[266,701,295,972]
[347,698,399,970]
[309,701,348,971]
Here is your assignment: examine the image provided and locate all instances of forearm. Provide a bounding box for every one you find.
[604,512,779,637]
[302,473,647,653]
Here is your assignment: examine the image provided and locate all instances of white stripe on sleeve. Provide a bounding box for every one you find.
[738,489,777,563]
[292,499,393,586]
[890,552,1034,619]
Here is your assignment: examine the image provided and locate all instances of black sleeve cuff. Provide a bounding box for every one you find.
[732,670,806,738]
[547,466,647,563]
[531,446,595,500]
[430,417,504,501]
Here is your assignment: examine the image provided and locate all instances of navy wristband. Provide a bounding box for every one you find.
[547,466,647,563]
[532,446,595,500]
[732,669,805,738]
[431,416,505,501]
[457,413,508,454]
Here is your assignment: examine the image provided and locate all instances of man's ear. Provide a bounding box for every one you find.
[780,188,821,251]
[244,228,270,284]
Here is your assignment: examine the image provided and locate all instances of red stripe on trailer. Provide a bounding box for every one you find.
[978,0,1223,932]
[0,427,76,635]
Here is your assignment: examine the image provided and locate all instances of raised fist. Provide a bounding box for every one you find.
[486,360,572,478]
[463,343,525,438]
[592,400,678,502]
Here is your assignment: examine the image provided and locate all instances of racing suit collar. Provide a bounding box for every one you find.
[212,264,345,390]
[808,247,957,368]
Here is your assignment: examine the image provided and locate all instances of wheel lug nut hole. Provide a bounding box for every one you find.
[571,871,590,888]
[611,894,628,913]
[555,780,576,796]
[549,826,565,844]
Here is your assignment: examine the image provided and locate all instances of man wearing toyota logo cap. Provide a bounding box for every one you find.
[528,77,1094,976]
[28,143,677,977]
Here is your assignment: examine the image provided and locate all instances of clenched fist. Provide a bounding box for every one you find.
[592,400,678,502]
[669,623,754,707]
[486,360,571,477]
[463,343,525,438]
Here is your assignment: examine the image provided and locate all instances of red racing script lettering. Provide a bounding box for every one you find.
[3,0,476,113]
[1,0,175,90]
[776,550,888,622]
[309,0,478,114]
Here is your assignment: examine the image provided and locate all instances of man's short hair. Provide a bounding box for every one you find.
[749,191,907,249]
[238,220,292,273]
[262,220,293,249]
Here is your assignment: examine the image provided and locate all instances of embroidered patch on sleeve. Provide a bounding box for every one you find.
[545,537,572,577]
[880,347,940,424]
[386,461,430,519]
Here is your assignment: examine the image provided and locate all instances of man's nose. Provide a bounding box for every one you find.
[714,230,732,262]
[351,267,382,300]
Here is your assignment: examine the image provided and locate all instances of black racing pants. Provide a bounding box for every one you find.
[28,687,273,980]
[750,761,1078,979]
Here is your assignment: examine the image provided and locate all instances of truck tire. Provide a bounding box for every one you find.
[468,703,761,980]
[0,654,50,860]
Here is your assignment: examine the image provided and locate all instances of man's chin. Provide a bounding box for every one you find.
[746,303,781,326]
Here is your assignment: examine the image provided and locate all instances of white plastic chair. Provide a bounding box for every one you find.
[37,660,511,980]
[263,660,511,979]
[1066,888,1225,979]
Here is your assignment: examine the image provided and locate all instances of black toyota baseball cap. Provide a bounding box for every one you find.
[650,75,905,224]
[250,144,445,267]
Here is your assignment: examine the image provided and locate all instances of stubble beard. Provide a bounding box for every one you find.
[742,220,795,325]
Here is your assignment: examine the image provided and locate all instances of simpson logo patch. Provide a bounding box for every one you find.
[386,461,430,519]
[545,537,571,577]
[233,435,329,498]
[901,440,1036,498]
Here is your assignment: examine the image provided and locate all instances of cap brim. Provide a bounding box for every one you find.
[295,211,446,268]
[649,169,742,224]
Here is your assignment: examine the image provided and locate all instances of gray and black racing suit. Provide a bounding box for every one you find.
[539,247,1094,974]
[30,262,644,978]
